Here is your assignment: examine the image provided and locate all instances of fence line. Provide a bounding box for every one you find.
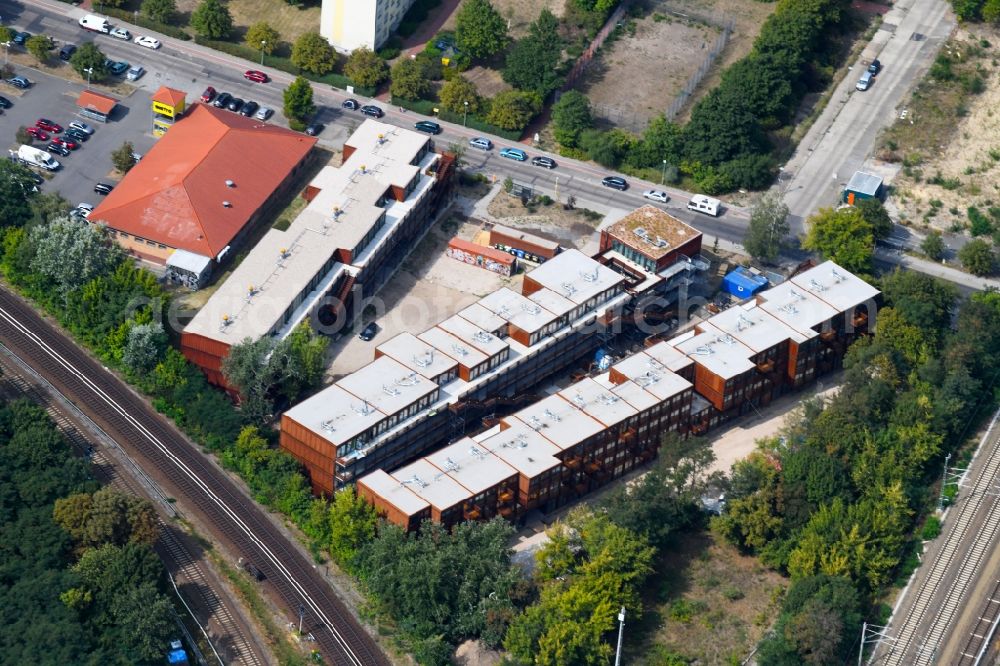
[562,0,634,92]
[663,10,734,121]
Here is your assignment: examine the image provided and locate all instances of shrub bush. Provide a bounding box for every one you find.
[103,7,191,40]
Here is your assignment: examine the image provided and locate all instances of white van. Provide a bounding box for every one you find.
[687,194,721,217]
[79,14,111,33]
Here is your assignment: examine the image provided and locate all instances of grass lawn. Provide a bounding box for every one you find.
[174,0,322,50]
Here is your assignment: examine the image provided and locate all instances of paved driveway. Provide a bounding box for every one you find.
[2,66,155,210]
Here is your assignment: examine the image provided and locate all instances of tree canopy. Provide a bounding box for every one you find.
[438,75,483,114]
[959,238,995,275]
[802,206,874,274]
[190,0,234,39]
[744,191,790,264]
[455,0,509,59]
[283,76,316,123]
[244,22,280,55]
[291,32,338,75]
[502,9,563,96]
[141,0,176,24]
[551,91,592,149]
[486,90,542,131]
[344,46,389,89]
[0,161,40,227]
[69,42,107,83]
[390,57,433,101]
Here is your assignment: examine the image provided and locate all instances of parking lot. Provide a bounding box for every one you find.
[2,66,155,210]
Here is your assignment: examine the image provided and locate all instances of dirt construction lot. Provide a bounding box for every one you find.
[580,0,775,128]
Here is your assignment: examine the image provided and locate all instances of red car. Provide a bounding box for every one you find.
[201,86,216,103]
[36,118,62,133]
[26,127,49,141]
[52,136,79,150]
[243,70,268,83]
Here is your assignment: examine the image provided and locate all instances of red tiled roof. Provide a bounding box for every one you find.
[151,86,186,107]
[76,90,118,115]
[91,104,316,258]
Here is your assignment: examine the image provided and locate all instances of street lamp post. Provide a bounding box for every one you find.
[1,41,9,67]
[661,159,667,185]
[614,607,626,666]
[260,40,266,66]
[463,100,469,127]
[84,67,93,89]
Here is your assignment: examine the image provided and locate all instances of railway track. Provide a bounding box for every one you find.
[0,288,390,666]
[957,578,1000,665]
[878,412,1000,665]
[0,346,267,666]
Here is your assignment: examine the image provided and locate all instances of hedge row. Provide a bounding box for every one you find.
[102,8,192,41]
[395,96,522,141]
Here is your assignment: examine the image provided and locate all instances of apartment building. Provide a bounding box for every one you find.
[320,0,417,52]
[181,120,454,388]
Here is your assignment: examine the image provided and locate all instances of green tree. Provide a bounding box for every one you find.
[123,322,168,374]
[29,220,124,296]
[0,161,40,227]
[27,192,70,226]
[455,0,509,59]
[25,34,52,63]
[921,230,946,260]
[802,206,874,274]
[744,191,790,264]
[984,0,1000,21]
[190,0,233,38]
[0,26,14,45]
[880,269,957,337]
[111,141,137,174]
[551,90,592,148]
[390,57,432,100]
[244,21,280,55]
[344,46,389,88]
[438,75,483,114]
[855,197,892,240]
[70,42,107,84]
[141,0,177,23]
[15,126,33,145]
[486,90,542,131]
[53,487,159,551]
[291,32,337,75]
[283,322,328,391]
[327,487,376,571]
[112,582,175,661]
[959,238,995,275]
[502,9,562,95]
[283,76,315,124]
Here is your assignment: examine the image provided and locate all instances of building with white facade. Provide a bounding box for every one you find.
[320,0,417,53]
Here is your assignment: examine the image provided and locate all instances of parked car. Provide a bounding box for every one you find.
[239,100,259,117]
[360,104,383,118]
[133,35,161,49]
[26,127,49,141]
[305,123,324,136]
[469,137,493,150]
[254,106,273,121]
[68,121,94,135]
[212,92,232,108]
[59,44,77,61]
[36,118,62,132]
[359,322,378,341]
[75,203,94,219]
[94,182,114,195]
[499,147,528,162]
[868,58,881,75]
[201,86,216,103]
[414,120,441,134]
[243,69,268,83]
[109,27,131,40]
[0,96,11,109]
[7,76,31,89]
[341,98,358,110]
[46,143,70,157]
[64,128,89,142]
[856,71,873,91]
[601,176,628,191]
[531,156,556,169]
[52,136,79,150]
[226,97,244,112]
[105,60,129,76]
[12,31,29,46]
[642,189,669,203]
[126,65,145,81]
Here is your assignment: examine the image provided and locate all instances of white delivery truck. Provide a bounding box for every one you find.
[687,194,721,217]
[12,145,61,171]
[79,14,111,33]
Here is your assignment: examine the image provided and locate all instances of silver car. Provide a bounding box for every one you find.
[126,65,145,81]
[254,106,273,121]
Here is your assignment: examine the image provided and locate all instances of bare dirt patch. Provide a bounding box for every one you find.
[463,65,512,98]
[629,530,785,665]
[879,28,1000,237]
[486,189,604,250]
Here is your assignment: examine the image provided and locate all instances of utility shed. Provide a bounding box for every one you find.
[843,171,883,204]
[723,266,768,299]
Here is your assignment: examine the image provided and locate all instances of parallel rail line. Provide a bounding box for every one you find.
[957,578,1000,665]
[0,288,389,666]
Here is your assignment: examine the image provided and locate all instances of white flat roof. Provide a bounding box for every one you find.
[392,458,470,511]
[437,315,509,358]
[643,341,695,374]
[606,376,659,411]
[525,249,624,305]
[485,418,565,477]
[418,326,489,368]
[756,280,836,335]
[790,260,880,313]
[336,355,439,416]
[376,332,458,380]
[610,352,693,402]
[478,287,559,336]
[284,383,386,448]
[513,393,605,450]
[528,287,576,318]
[672,326,757,380]
[457,302,508,335]
[706,302,804,351]
[560,376,638,428]
[360,468,429,517]
[426,437,517,496]
[346,119,430,185]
